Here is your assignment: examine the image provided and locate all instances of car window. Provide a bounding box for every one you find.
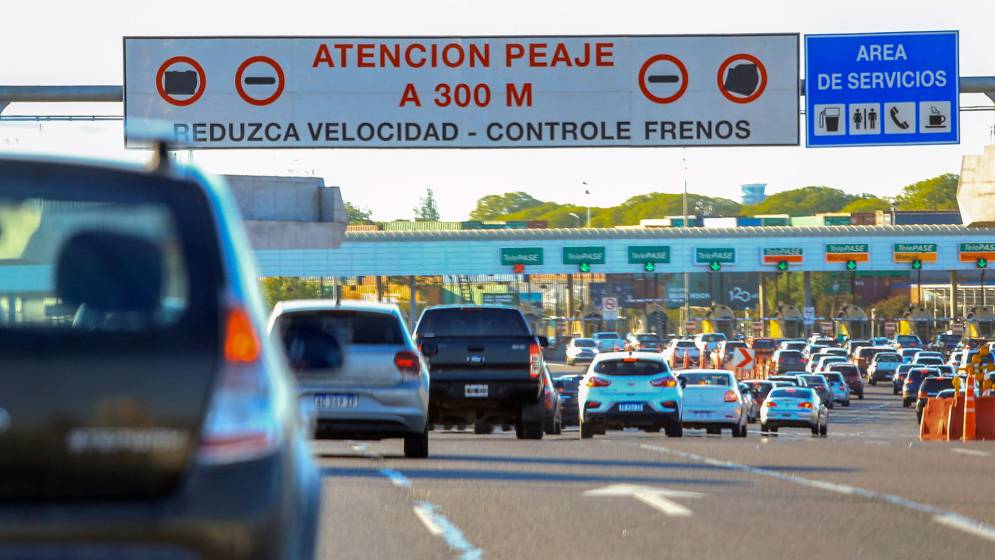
[417,307,529,337]
[679,372,731,386]
[700,334,726,342]
[748,381,774,398]
[593,359,668,376]
[573,338,596,347]
[676,340,696,347]
[875,354,900,362]
[770,388,814,399]
[555,376,581,391]
[0,174,219,333]
[823,373,844,383]
[778,350,803,359]
[278,310,404,345]
[801,375,827,386]
[637,334,659,342]
[922,377,955,392]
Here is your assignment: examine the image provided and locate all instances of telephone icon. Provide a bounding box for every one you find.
[889,106,910,130]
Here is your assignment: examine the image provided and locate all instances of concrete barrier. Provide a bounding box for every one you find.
[920,397,953,441]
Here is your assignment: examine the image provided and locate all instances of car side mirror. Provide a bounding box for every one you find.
[537,336,549,348]
[679,377,687,388]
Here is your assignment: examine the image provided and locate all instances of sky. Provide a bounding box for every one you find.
[2,0,993,221]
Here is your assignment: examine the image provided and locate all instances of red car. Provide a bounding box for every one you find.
[827,363,864,399]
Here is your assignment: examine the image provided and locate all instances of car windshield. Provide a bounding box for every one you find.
[676,340,696,347]
[595,333,621,339]
[922,377,955,393]
[770,388,814,399]
[801,375,827,386]
[876,354,900,362]
[573,338,596,347]
[823,373,844,383]
[751,339,776,349]
[680,372,731,386]
[637,334,660,342]
[700,334,726,342]
[897,336,920,344]
[778,350,803,359]
[593,359,667,376]
[416,307,529,337]
[833,366,860,377]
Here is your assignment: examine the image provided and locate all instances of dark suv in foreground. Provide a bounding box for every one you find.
[0,154,320,558]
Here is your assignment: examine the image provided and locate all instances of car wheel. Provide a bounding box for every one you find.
[580,418,594,439]
[843,400,850,407]
[403,428,429,459]
[456,423,466,432]
[819,421,828,438]
[517,420,544,440]
[501,424,512,432]
[869,377,877,386]
[554,419,563,435]
[811,424,820,436]
[827,401,834,410]
[733,421,747,438]
[473,422,493,435]
[665,421,683,438]
[760,422,770,433]
[858,392,864,400]
[544,416,556,435]
[706,427,721,436]
[902,398,911,408]
[644,426,661,433]
[770,426,778,434]
[893,387,899,395]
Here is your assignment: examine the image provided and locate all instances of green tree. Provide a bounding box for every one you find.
[260,277,325,308]
[869,293,911,320]
[743,186,855,216]
[344,201,373,224]
[414,187,441,221]
[469,192,543,220]
[841,195,891,213]
[894,173,959,211]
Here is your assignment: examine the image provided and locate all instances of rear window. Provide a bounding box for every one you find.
[554,376,581,391]
[593,359,668,376]
[832,365,860,377]
[278,310,404,345]
[573,338,596,347]
[801,375,827,386]
[770,388,814,399]
[595,332,621,340]
[778,350,803,359]
[907,369,936,382]
[680,372,731,386]
[0,167,219,333]
[916,357,943,365]
[875,353,900,362]
[637,334,660,342]
[417,307,529,337]
[922,377,955,392]
[748,381,774,398]
[675,340,696,347]
[897,336,921,344]
[751,339,776,349]
[700,334,726,342]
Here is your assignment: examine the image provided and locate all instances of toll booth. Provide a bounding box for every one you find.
[965,306,995,338]
[834,304,870,340]
[769,304,805,339]
[633,303,669,335]
[701,304,737,338]
[898,304,934,341]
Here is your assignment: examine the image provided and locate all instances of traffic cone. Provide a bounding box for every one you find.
[964,375,977,441]
[683,350,691,369]
[699,352,706,369]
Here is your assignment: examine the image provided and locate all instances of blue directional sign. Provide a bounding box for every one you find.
[805,31,958,147]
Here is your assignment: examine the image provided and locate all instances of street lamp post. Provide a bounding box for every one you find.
[567,212,582,228]
[581,181,592,228]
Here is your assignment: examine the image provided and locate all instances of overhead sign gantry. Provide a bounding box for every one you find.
[123,34,800,148]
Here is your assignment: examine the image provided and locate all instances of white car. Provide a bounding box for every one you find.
[677,369,748,437]
[913,351,944,364]
[814,356,847,373]
[663,339,700,366]
[577,353,683,438]
[694,332,727,356]
[760,386,828,436]
[565,337,599,365]
[592,331,626,353]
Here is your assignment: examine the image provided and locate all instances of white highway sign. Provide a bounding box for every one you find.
[124,35,799,148]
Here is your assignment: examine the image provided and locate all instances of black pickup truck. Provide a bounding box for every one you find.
[414,305,548,439]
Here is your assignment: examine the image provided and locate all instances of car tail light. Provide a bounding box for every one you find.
[661,400,678,408]
[529,343,542,379]
[918,390,927,399]
[723,390,738,402]
[650,376,677,388]
[199,306,279,465]
[623,357,638,363]
[586,376,612,388]
[394,351,420,377]
[766,401,777,408]
[799,402,813,409]
[585,401,601,409]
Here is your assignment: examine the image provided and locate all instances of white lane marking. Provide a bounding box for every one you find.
[638,443,995,544]
[952,448,992,458]
[379,468,412,488]
[413,502,484,560]
[584,484,702,517]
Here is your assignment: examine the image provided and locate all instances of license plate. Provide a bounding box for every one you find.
[618,403,644,412]
[465,384,489,398]
[315,394,358,409]
[693,410,710,416]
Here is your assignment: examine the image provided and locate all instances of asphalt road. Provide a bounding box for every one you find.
[315,363,995,559]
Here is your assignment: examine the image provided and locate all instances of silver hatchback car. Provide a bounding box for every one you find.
[268,300,431,458]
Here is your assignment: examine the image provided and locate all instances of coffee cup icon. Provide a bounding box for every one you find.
[927,106,947,128]
[819,107,841,132]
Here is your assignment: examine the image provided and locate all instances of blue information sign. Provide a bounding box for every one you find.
[805,31,958,147]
